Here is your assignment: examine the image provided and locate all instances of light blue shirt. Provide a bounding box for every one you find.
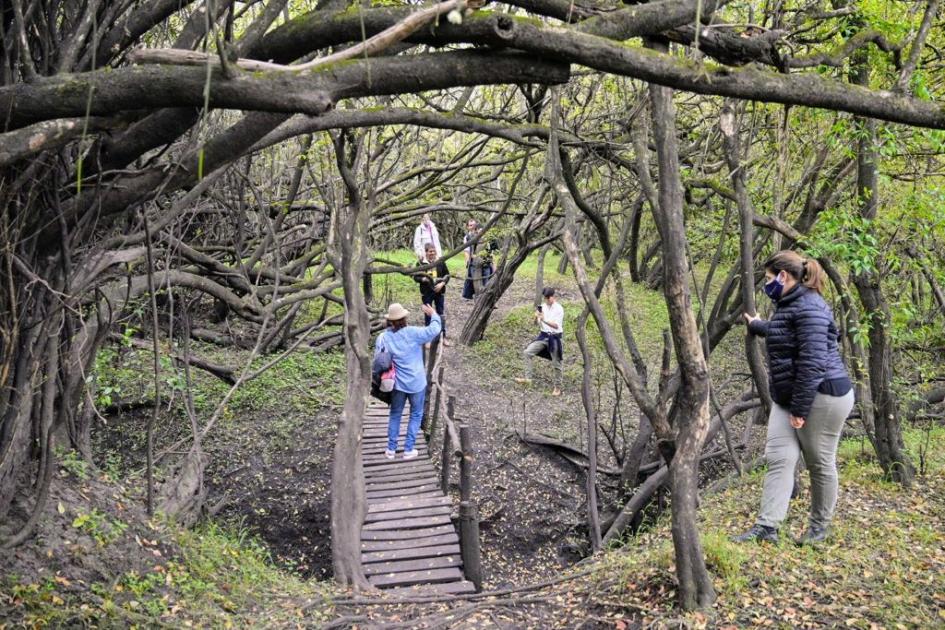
[375,314,441,394]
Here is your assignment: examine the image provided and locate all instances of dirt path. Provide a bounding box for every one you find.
[436,275,604,588]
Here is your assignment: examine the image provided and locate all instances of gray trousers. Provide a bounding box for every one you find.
[524,341,562,387]
[757,390,855,530]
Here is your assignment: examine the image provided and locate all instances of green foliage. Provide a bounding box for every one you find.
[71,509,128,547]
[226,349,346,413]
[1,521,334,627]
[806,207,880,276]
[57,448,91,480]
[700,531,748,591]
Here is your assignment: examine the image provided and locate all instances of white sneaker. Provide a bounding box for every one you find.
[402,449,419,460]
[384,449,395,460]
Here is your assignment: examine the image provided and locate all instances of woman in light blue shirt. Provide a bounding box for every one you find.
[375,303,442,459]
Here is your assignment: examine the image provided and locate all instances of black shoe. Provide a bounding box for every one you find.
[732,524,779,543]
[796,525,829,546]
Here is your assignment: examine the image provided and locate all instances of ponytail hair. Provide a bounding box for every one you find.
[763,250,826,294]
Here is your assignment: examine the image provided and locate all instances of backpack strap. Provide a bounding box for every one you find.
[377,331,387,352]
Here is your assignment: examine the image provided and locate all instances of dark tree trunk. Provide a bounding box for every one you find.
[719,101,772,415]
[627,197,643,282]
[328,132,372,589]
[460,234,556,345]
[571,261,602,551]
[648,74,717,610]
[556,250,569,275]
[534,244,550,309]
[460,253,522,345]
[850,62,914,486]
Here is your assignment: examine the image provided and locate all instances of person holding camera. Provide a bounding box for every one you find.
[414,243,450,345]
[734,251,854,545]
[462,219,496,299]
[514,287,564,396]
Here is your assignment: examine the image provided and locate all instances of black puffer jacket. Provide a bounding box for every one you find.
[748,285,849,418]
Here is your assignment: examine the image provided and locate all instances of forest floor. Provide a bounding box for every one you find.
[2,251,944,628]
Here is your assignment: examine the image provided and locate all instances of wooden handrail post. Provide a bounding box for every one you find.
[421,336,441,430]
[459,423,472,502]
[459,501,482,590]
[440,429,450,494]
[424,366,444,441]
[458,423,481,590]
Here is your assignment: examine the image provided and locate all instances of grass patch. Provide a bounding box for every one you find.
[371,248,464,310]
[469,265,672,391]
[2,521,333,627]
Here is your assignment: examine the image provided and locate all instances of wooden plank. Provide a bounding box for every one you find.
[368,490,444,502]
[365,477,439,492]
[367,495,451,513]
[362,438,424,446]
[363,450,427,461]
[365,464,436,477]
[360,533,458,552]
[363,462,431,476]
[362,441,428,450]
[363,555,461,576]
[365,442,429,451]
[366,484,440,499]
[365,471,441,485]
[364,505,451,524]
[363,442,428,450]
[364,458,430,469]
[360,524,455,541]
[366,476,440,490]
[365,473,438,486]
[369,567,463,588]
[361,452,430,463]
[364,465,431,478]
[361,544,461,564]
[383,580,477,596]
[363,457,429,469]
[362,437,427,446]
[363,459,429,470]
[366,491,438,503]
[363,514,452,531]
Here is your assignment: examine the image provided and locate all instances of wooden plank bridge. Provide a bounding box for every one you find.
[360,385,482,595]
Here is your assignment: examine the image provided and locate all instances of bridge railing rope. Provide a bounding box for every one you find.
[420,337,482,590]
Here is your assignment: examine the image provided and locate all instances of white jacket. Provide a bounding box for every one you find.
[413,222,442,260]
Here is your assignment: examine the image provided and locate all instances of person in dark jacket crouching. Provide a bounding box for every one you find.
[734,250,854,546]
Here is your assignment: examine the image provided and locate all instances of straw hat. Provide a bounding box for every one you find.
[385,303,410,321]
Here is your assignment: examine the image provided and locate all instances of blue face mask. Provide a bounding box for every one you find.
[763,273,784,301]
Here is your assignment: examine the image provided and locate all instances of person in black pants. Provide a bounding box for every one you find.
[462,218,495,300]
[414,243,450,345]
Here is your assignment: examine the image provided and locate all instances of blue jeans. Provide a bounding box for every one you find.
[388,389,426,452]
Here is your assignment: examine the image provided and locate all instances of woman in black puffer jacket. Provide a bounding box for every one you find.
[734,251,855,545]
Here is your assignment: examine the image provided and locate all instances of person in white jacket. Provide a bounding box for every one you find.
[413,214,442,261]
